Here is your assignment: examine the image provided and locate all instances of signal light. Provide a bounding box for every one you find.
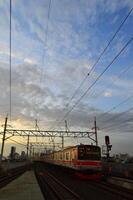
[105,135,110,145]
[107,145,112,151]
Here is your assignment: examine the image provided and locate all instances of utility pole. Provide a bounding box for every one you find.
[0,116,8,162]
[65,120,68,135]
[94,117,98,146]
[35,119,39,130]
[32,147,35,157]
[105,136,112,159]
[61,136,64,150]
[29,143,32,157]
[35,119,40,143]
[63,120,69,149]
[26,135,30,158]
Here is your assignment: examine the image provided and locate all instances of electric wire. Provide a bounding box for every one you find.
[35,0,52,122]
[50,42,133,131]
[52,38,133,130]
[100,106,133,130]
[94,63,133,119]
[45,0,51,45]
[85,63,133,125]
[9,0,12,121]
[8,138,26,147]
[90,62,133,106]
[88,7,133,75]
[101,116,133,135]
[40,0,52,85]
[49,8,133,130]
[99,94,133,120]
[63,7,133,109]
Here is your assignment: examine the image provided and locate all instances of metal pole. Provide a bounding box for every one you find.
[65,120,70,136]
[29,144,32,157]
[26,135,30,157]
[0,116,8,161]
[61,136,64,149]
[106,145,109,159]
[94,117,98,146]
[32,147,35,157]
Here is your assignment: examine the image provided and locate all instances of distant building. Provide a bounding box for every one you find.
[112,153,130,163]
[119,153,129,161]
[10,146,16,160]
[14,153,20,160]
[20,151,26,160]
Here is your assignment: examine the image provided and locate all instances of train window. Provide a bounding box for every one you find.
[78,146,101,160]
[60,153,62,160]
[66,152,70,160]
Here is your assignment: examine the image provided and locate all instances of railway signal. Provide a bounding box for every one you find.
[105,135,110,145]
[105,135,112,159]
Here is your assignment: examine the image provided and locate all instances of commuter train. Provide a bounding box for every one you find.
[40,144,102,180]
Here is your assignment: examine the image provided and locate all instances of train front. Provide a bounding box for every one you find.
[75,145,102,180]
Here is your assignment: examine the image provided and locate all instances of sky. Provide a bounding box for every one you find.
[0,0,133,156]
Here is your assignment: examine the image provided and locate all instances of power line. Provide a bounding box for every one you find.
[88,7,133,75]
[102,116,133,134]
[100,106,133,130]
[9,0,12,121]
[90,62,133,104]
[116,63,133,79]
[85,63,133,125]
[66,74,89,107]
[100,95,133,120]
[45,0,51,44]
[49,8,133,130]
[53,38,133,129]
[64,8,133,109]
[8,138,26,147]
[35,0,52,120]
[40,0,52,84]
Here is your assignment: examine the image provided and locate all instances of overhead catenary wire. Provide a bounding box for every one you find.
[45,0,51,46]
[88,7,133,75]
[93,63,133,118]
[9,0,12,121]
[100,106,133,130]
[49,8,133,130]
[40,0,52,84]
[8,138,26,147]
[35,0,52,122]
[98,93,133,120]
[90,62,133,105]
[52,38,133,130]
[64,7,133,108]
[85,62,133,125]
[49,50,133,132]
[101,115,133,134]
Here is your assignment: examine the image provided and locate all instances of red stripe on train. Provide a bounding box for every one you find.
[74,161,102,166]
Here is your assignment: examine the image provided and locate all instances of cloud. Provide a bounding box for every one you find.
[0,0,133,155]
[103,91,113,97]
[24,58,36,65]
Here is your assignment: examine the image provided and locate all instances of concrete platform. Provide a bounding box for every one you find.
[108,176,133,190]
[0,170,44,200]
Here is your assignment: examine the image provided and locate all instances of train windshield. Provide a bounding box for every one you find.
[78,145,101,160]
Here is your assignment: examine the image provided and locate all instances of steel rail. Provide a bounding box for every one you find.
[87,180,133,200]
[0,165,29,188]
[36,170,81,200]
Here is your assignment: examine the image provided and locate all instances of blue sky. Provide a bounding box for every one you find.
[0,0,133,155]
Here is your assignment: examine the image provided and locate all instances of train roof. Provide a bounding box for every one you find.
[43,144,101,155]
[63,144,100,151]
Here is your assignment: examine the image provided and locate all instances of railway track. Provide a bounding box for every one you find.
[88,181,133,200]
[0,165,29,188]
[34,162,133,200]
[35,169,81,200]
